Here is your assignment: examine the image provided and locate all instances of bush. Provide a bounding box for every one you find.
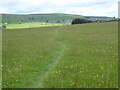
[71,18,92,25]
[2,25,6,28]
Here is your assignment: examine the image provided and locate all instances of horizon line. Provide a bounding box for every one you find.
[0,13,115,17]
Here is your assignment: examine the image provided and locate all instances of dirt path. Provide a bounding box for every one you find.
[29,26,67,88]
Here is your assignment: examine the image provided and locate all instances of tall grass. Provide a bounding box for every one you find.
[2,22,118,88]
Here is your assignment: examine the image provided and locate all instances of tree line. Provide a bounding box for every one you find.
[71,18,92,25]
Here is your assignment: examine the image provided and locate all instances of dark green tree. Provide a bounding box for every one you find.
[2,25,6,29]
[71,18,92,25]
[57,21,60,23]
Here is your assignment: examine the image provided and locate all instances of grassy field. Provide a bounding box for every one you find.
[2,22,70,29]
[2,22,118,88]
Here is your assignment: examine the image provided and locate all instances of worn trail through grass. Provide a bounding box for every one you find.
[29,26,67,88]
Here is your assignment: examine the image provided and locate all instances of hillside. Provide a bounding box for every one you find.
[1,13,115,24]
[1,13,84,24]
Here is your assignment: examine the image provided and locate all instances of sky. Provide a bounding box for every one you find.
[0,0,119,17]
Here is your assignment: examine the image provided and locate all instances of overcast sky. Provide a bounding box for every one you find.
[0,0,119,17]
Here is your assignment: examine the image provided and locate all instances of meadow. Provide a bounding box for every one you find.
[2,21,118,88]
[2,22,70,29]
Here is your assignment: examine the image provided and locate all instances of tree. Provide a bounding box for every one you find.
[57,21,60,23]
[71,18,92,25]
[2,25,6,29]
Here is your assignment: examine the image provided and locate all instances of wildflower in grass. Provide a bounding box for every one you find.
[65,66,67,69]
[72,82,74,85]
[96,75,99,77]
[79,70,84,73]
[51,71,61,75]
[70,80,74,85]
[112,56,115,58]
[56,71,58,74]
[93,76,96,79]
[101,74,106,78]
[100,66,104,70]
[80,71,82,73]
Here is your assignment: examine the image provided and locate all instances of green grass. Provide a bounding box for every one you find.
[2,22,118,88]
[2,13,83,24]
[3,22,70,29]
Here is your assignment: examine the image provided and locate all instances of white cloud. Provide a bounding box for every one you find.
[0,9,8,13]
[0,0,119,17]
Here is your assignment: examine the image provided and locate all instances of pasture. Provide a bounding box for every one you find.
[2,22,70,29]
[2,22,118,88]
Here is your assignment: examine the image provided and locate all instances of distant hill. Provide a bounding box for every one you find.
[1,13,115,24]
[1,13,84,24]
[84,16,115,22]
